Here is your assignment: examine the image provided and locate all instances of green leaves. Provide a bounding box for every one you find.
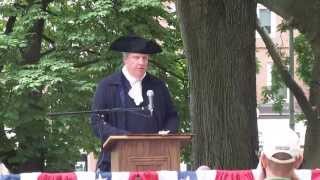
[294,34,314,85]
[119,0,162,12]
[260,62,288,113]
[0,34,26,50]
[0,0,188,172]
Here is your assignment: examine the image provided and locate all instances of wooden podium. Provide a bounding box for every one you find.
[103,134,192,171]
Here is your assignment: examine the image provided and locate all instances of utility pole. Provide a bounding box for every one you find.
[289,27,295,130]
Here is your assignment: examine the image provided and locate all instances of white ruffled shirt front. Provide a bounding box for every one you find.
[122,66,145,106]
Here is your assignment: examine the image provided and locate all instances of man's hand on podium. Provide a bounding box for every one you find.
[158,130,170,135]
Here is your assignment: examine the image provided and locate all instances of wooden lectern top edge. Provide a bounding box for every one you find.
[103,133,192,150]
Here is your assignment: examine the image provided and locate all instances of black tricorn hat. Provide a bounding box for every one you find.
[110,35,162,54]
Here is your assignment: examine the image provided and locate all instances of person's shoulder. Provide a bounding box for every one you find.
[98,71,122,86]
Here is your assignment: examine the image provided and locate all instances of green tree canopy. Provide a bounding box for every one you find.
[0,0,187,172]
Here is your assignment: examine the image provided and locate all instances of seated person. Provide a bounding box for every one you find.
[258,128,303,180]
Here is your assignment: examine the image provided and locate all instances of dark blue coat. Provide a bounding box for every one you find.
[91,71,179,171]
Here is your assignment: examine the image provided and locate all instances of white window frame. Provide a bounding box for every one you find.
[256,4,277,38]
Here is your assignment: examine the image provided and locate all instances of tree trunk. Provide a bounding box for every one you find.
[20,19,45,64]
[176,0,258,169]
[304,119,320,168]
[305,46,320,168]
[20,0,53,64]
[4,16,16,34]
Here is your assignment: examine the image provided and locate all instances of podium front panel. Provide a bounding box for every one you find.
[111,140,180,171]
[104,134,192,171]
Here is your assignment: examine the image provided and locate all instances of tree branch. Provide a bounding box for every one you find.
[256,19,316,121]
[257,0,296,20]
[44,9,58,16]
[41,0,55,10]
[149,59,187,82]
[42,34,55,45]
[20,19,45,64]
[20,0,54,64]
[40,34,56,57]
[4,16,16,34]
[40,47,56,57]
[74,59,100,68]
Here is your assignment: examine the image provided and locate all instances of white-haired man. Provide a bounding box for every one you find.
[91,35,179,171]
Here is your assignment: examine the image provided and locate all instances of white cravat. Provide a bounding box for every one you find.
[122,66,145,105]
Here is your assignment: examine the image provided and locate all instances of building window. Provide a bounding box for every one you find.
[259,9,271,34]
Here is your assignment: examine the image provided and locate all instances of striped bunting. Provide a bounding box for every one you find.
[1,169,320,179]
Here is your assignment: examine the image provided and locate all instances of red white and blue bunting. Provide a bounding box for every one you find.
[1,169,320,180]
